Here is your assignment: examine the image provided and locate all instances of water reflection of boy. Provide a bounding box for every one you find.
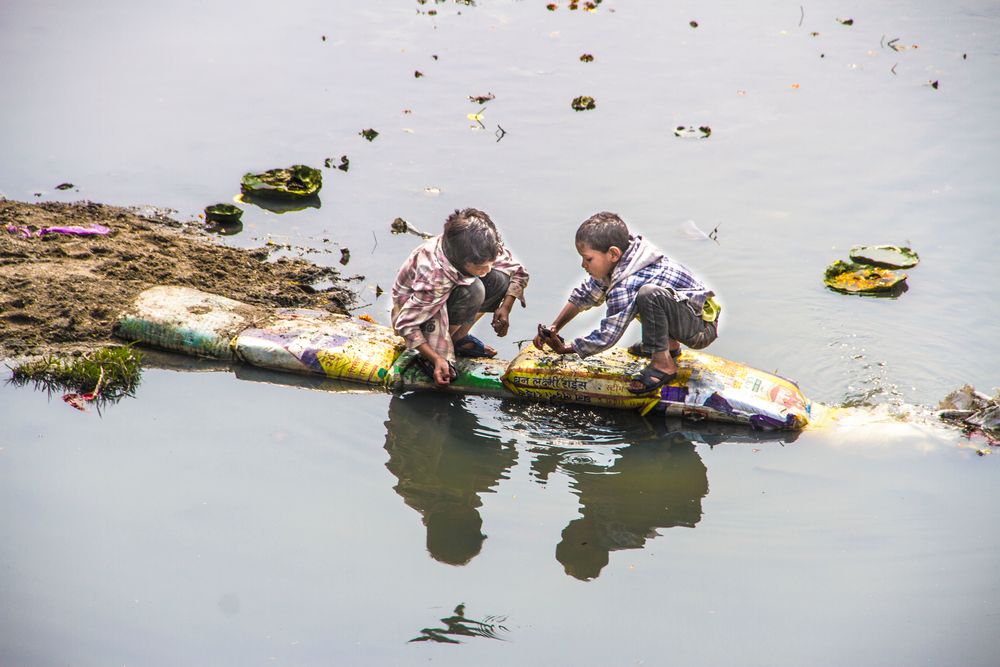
[552,437,708,581]
[383,393,518,566]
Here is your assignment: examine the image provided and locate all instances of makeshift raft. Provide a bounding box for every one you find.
[116,286,812,430]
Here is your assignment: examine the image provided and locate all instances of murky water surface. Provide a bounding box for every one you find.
[2,1,999,665]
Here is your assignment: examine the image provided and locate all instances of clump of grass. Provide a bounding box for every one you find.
[9,345,142,401]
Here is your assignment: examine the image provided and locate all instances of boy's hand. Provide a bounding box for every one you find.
[433,356,457,386]
[492,304,511,337]
[534,324,573,354]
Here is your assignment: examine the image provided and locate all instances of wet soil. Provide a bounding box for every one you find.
[0,199,354,358]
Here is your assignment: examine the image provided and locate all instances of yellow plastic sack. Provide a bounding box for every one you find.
[235,309,405,385]
[502,346,661,413]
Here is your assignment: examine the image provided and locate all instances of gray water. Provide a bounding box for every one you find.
[2,1,999,665]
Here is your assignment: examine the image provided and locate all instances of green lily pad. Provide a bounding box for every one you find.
[849,245,919,269]
[204,203,243,224]
[824,260,907,295]
[240,165,322,200]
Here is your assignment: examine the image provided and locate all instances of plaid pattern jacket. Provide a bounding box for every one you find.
[568,235,713,357]
[391,236,528,361]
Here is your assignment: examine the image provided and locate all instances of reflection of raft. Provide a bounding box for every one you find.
[116,286,812,430]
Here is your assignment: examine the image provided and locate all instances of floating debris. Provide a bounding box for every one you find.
[849,245,919,269]
[469,92,495,104]
[689,20,699,28]
[547,3,557,10]
[375,285,384,298]
[467,107,486,127]
[55,182,74,191]
[391,217,433,238]
[823,260,907,295]
[360,128,379,141]
[204,203,243,224]
[241,165,322,200]
[325,155,350,172]
[836,17,854,26]
[340,248,351,265]
[414,70,424,78]
[930,80,940,89]
[424,186,441,196]
[673,125,712,138]
[571,95,596,111]
[579,53,594,62]
[939,385,1000,443]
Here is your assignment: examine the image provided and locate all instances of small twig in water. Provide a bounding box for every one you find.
[891,63,898,75]
[371,230,378,254]
[799,5,804,27]
[708,222,721,244]
[495,124,507,143]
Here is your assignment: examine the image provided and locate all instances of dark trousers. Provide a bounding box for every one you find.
[635,284,718,353]
[446,269,510,326]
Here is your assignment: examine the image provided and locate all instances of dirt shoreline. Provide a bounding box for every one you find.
[0,199,355,359]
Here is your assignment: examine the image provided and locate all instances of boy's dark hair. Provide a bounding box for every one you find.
[442,208,502,269]
[575,211,630,253]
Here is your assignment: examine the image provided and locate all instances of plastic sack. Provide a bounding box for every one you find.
[116,286,263,358]
[386,350,513,397]
[502,346,661,413]
[234,309,404,386]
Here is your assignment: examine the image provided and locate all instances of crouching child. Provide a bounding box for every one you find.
[533,212,720,394]
[392,208,529,386]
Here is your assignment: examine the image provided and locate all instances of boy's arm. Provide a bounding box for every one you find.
[533,301,581,352]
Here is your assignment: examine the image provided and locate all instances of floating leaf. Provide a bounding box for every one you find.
[360,128,379,141]
[391,217,410,234]
[579,53,594,62]
[204,203,243,224]
[546,3,557,10]
[340,248,351,265]
[414,70,424,78]
[469,92,495,104]
[571,95,596,111]
[673,125,712,139]
[55,182,74,190]
[824,260,907,295]
[689,20,699,28]
[240,165,322,200]
[836,17,854,26]
[849,245,919,269]
[930,79,940,89]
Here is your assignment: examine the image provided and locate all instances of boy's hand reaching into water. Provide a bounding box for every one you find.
[432,356,457,386]
[534,324,574,354]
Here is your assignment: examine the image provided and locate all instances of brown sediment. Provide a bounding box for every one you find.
[0,199,354,358]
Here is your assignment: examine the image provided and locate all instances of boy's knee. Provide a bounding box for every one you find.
[636,284,666,307]
[447,280,486,323]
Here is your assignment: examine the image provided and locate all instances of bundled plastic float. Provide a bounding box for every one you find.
[116,286,811,430]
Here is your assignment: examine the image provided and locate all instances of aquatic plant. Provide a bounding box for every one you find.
[9,345,142,402]
[240,165,322,199]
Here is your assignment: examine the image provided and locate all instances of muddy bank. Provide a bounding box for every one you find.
[0,199,354,358]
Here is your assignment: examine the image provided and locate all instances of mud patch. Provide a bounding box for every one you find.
[0,199,353,358]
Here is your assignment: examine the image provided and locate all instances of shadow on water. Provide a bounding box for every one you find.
[409,602,509,645]
[383,392,517,566]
